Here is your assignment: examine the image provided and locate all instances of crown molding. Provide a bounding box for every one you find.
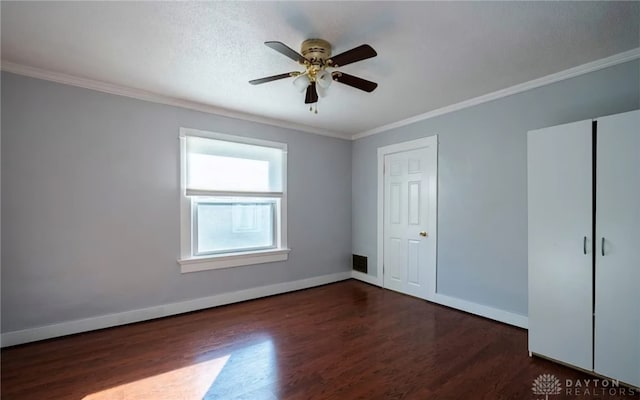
[352,47,640,140]
[0,61,350,140]
[3,47,638,142]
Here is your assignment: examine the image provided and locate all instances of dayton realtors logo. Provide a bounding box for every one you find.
[532,374,562,400]
[532,374,640,398]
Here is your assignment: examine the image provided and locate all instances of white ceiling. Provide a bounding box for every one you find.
[2,1,639,139]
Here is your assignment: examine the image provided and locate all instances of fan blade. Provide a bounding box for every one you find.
[327,44,377,67]
[332,72,378,92]
[249,72,298,85]
[265,41,308,64]
[305,82,318,104]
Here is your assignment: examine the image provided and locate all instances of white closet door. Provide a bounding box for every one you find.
[383,145,437,300]
[595,109,640,387]
[528,120,593,370]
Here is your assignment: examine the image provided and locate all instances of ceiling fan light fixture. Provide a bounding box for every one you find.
[316,70,332,90]
[292,74,310,92]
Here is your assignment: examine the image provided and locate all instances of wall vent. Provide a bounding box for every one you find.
[352,254,368,273]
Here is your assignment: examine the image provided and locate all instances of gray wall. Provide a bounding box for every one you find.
[1,72,352,333]
[352,60,640,316]
[2,60,638,333]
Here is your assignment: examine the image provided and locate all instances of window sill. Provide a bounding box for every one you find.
[178,248,290,273]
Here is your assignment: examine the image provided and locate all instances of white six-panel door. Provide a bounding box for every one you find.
[594,109,640,387]
[383,141,437,300]
[527,120,594,371]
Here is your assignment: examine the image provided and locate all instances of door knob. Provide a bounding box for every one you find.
[419,231,428,237]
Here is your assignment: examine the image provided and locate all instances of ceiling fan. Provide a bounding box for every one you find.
[249,39,378,112]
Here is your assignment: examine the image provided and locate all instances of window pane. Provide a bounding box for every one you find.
[186,136,283,192]
[189,154,270,192]
[196,200,275,255]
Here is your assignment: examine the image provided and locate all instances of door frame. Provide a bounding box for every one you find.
[377,135,438,300]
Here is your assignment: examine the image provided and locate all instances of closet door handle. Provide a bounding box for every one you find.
[583,236,587,255]
[601,237,605,256]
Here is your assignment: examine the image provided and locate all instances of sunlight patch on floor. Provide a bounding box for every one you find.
[83,355,230,400]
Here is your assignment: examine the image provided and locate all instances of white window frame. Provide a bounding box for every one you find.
[178,128,289,273]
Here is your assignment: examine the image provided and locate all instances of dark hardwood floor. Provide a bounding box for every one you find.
[1,280,634,399]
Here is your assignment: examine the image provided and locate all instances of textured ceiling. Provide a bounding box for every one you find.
[2,1,639,138]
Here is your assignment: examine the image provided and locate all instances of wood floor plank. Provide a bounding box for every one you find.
[1,280,630,399]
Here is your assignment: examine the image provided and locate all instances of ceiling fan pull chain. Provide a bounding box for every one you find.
[315,103,318,114]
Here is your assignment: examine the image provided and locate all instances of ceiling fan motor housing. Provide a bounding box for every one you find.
[301,39,332,64]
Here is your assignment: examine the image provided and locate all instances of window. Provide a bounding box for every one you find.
[178,128,289,273]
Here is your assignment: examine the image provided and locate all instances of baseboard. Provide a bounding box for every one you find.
[431,293,528,329]
[349,271,528,329]
[1,271,352,347]
[351,270,382,286]
[3,271,527,347]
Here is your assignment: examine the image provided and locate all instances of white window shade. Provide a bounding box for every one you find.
[186,136,284,194]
